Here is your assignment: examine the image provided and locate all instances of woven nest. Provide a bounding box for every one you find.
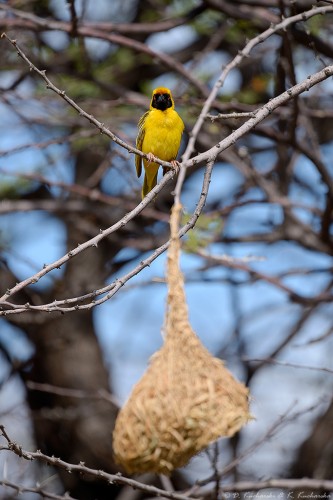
[113,203,251,474]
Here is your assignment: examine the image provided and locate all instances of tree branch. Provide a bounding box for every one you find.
[0,160,215,314]
[1,38,333,311]
[0,3,205,36]
[2,425,333,498]
[0,480,76,500]
[0,426,198,500]
[0,14,208,96]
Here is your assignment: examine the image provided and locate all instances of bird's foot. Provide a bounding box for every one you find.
[170,160,181,173]
[146,152,158,163]
[163,160,180,176]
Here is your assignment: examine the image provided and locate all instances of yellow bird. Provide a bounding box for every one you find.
[135,87,184,199]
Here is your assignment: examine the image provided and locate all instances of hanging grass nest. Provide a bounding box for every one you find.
[113,203,251,474]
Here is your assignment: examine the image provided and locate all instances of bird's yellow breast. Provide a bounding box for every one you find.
[141,108,184,161]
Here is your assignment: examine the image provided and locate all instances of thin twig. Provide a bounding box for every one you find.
[196,249,333,306]
[1,34,333,312]
[0,3,204,36]
[219,478,333,493]
[0,480,76,500]
[244,357,333,375]
[26,381,120,406]
[1,58,333,310]
[0,170,172,305]
[0,426,198,500]
[2,425,333,497]
[0,161,215,314]
[0,168,167,221]
[1,33,175,171]
[0,21,207,96]
[196,398,328,492]
[185,64,333,168]
[175,3,333,197]
[0,128,96,157]
[206,111,258,121]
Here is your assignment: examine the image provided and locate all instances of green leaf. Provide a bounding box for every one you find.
[182,213,224,253]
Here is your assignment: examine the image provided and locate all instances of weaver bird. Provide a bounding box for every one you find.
[135,87,184,199]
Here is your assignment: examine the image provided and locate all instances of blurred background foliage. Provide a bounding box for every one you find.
[0,0,333,498]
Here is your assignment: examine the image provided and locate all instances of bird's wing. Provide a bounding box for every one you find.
[135,111,149,178]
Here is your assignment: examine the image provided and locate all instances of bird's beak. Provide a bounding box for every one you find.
[153,93,172,111]
[155,94,167,106]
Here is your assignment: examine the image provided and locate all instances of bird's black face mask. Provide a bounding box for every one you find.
[152,93,173,111]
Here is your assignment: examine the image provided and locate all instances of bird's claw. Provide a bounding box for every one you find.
[146,152,158,163]
[170,160,181,174]
[163,160,181,176]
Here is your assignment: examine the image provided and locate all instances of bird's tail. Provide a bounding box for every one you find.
[142,164,159,199]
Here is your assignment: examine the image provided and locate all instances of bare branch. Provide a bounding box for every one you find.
[197,249,333,306]
[0,170,171,304]
[206,111,258,121]
[1,35,332,312]
[1,33,176,170]
[26,381,120,406]
[195,400,324,490]
[3,425,333,498]
[0,17,208,96]
[182,3,333,164]
[0,3,204,36]
[0,479,76,500]
[0,160,215,314]
[219,478,333,493]
[0,169,167,221]
[0,426,198,500]
[187,64,333,168]
[244,357,333,375]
